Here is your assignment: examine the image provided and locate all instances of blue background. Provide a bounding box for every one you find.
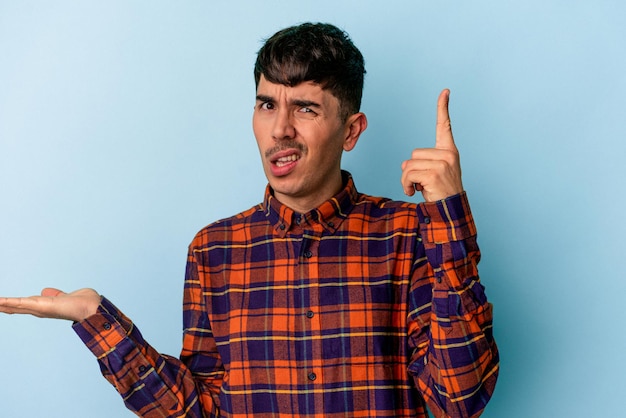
[1,1,625,416]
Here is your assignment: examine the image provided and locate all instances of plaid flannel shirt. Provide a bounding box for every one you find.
[74,172,498,417]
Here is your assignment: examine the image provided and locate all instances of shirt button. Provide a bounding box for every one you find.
[103,322,111,330]
[306,310,314,318]
[308,372,317,381]
[138,365,147,374]
[295,216,302,225]
[424,217,431,224]
[328,221,334,228]
[304,250,313,258]
[436,276,442,283]
[279,224,286,230]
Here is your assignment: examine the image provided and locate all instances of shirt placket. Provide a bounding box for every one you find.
[294,213,324,414]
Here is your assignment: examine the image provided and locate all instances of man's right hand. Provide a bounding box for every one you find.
[0,288,101,322]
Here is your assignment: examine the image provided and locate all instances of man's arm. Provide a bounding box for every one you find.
[0,246,224,417]
[401,90,499,417]
[407,193,498,417]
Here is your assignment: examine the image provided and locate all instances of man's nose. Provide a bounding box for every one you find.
[272,108,296,140]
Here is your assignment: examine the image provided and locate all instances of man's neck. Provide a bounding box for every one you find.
[273,173,345,214]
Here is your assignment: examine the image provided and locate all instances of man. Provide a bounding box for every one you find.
[0,23,498,417]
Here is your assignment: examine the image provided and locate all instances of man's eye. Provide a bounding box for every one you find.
[260,102,274,110]
[299,107,316,114]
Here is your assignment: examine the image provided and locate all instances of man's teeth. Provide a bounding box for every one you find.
[275,154,299,167]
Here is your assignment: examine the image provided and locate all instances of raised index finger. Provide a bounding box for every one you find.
[435,88,456,151]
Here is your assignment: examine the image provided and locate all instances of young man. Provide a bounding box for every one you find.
[0,23,498,417]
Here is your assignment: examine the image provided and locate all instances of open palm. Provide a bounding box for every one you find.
[0,288,101,322]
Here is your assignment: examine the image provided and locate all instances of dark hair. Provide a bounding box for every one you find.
[254,22,366,120]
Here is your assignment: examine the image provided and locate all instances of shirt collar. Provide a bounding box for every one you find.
[264,170,358,237]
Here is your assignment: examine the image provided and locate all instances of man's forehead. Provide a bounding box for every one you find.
[256,75,329,101]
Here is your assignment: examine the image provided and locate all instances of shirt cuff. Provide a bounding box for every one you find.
[72,297,132,358]
[416,192,477,244]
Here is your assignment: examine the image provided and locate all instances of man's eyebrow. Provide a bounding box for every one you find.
[255,94,321,108]
[256,94,273,102]
[292,99,321,109]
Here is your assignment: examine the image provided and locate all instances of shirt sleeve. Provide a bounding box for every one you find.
[406,192,499,418]
[72,247,223,418]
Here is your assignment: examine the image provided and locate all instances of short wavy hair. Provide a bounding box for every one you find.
[254,22,366,120]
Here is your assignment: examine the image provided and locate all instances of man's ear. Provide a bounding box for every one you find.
[343,112,368,152]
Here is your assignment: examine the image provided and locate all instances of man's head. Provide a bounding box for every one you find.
[252,23,368,213]
[254,22,365,121]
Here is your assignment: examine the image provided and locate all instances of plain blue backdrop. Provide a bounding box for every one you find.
[1,1,625,416]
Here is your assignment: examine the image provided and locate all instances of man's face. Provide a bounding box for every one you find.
[253,75,358,212]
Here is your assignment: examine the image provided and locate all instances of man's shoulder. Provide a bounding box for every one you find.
[354,192,418,216]
[343,193,420,236]
[189,203,266,247]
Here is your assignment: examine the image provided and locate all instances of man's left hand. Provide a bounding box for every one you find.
[400,89,463,202]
